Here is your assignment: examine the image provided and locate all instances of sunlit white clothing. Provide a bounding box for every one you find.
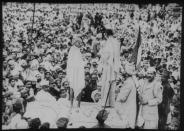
[115,77,137,129]
[100,37,121,107]
[67,46,85,98]
[25,90,59,128]
[7,114,22,129]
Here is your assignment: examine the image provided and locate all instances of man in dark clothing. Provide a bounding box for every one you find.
[158,70,175,129]
[81,72,93,102]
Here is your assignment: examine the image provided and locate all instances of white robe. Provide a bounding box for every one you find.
[67,46,85,98]
[115,77,137,129]
[100,37,121,107]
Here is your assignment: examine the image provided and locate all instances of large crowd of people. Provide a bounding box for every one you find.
[2,3,181,129]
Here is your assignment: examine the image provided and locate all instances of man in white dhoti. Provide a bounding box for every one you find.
[99,29,121,107]
[66,36,85,110]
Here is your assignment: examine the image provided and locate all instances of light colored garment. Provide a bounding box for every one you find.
[100,37,121,107]
[21,69,38,81]
[57,98,71,118]
[30,59,39,70]
[39,79,49,86]
[40,61,53,72]
[10,68,21,77]
[25,90,59,128]
[24,101,58,128]
[7,114,22,129]
[115,77,137,129]
[139,79,163,129]
[16,119,28,129]
[67,46,85,98]
[7,85,20,98]
[35,90,56,102]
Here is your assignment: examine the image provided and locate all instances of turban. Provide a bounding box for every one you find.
[91,90,101,102]
[30,59,39,70]
[72,37,82,46]
[124,62,135,75]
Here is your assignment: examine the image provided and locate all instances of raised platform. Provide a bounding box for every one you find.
[68,102,123,128]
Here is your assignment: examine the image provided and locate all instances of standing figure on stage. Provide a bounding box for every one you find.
[115,62,137,129]
[99,29,121,107]
[66,37,85,111]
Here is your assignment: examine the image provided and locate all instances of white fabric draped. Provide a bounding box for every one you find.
[66,46,85,98]
[100,37,121,107]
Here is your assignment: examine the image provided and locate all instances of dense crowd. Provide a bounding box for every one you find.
[2,3,181,129]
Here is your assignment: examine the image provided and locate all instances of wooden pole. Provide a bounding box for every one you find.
[101,80,115,117]
[30,3,36,46]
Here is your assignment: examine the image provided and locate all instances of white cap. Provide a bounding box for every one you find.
[147,67,156,73]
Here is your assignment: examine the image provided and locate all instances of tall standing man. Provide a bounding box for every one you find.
[67,36,85,111]
[99,29,121,107]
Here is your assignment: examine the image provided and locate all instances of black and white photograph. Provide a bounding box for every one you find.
[2,2,182,130]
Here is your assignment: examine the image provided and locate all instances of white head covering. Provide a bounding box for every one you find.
[147,67,156,73]
[72,37,83,46]
[30,59,39,70]
[91,90,100,103]
[125,62,135,75]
